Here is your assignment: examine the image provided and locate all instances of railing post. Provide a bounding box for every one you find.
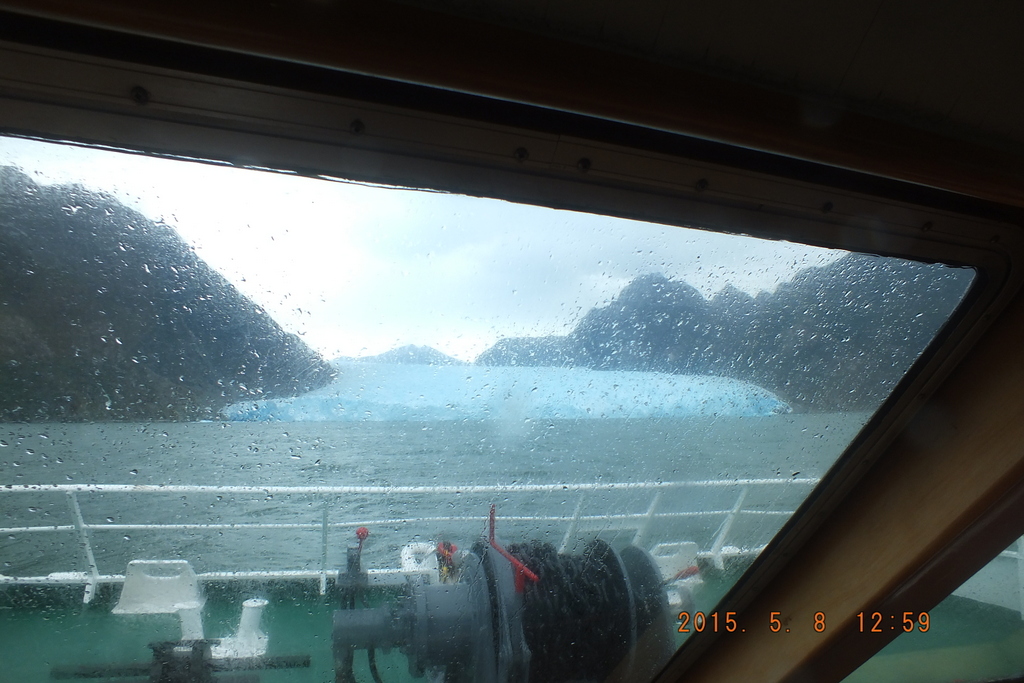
[320,499,329,596]
[558,493,586,554]
[710,486,748,571]
[632,491,662,547]
[66,491,100,604]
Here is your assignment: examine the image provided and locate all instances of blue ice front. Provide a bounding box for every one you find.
[223,363,790,422]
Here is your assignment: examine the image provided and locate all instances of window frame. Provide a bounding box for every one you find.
[1,16,1023,681]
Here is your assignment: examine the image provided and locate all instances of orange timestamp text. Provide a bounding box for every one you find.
[677,610,930,634]
[676,610,828,633]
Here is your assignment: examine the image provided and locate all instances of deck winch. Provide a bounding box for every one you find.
[333,537,672,683]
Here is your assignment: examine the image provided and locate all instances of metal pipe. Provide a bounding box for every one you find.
[321,500,330,596]
[558,493,586,553]
[633,491,662,547]
[1,478,820,495]
[0,509,792,537]
[66,491,100,603]
[710,487,749,571]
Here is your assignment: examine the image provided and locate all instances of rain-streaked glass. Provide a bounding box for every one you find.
[0,136,974,682]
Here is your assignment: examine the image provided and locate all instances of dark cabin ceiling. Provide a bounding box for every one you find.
[393,0,1024,153]
[0,0,1021,205]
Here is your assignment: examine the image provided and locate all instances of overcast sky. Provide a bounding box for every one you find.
[1,136,844,361]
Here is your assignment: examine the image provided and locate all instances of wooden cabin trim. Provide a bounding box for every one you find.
[1,0,1024,208]
[671,288,1024,682]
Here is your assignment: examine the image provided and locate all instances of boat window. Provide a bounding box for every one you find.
[0,135,975,683]
[843,537,1024,683]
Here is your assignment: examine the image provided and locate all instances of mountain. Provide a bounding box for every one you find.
[475,336,577,367]
[477,257,972,411]
[0,166,336,421]
[335,344,467,366]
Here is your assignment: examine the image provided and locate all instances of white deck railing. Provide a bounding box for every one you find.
[0,478,819,602]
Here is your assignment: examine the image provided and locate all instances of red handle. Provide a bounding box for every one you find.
[488,504,539,591]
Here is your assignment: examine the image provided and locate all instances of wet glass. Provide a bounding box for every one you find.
[844,537,1024,682]
[0,136,974,682]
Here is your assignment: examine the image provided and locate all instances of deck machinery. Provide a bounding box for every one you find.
[334,530,673,683]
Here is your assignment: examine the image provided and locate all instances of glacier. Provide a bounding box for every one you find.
[223,362,790,422]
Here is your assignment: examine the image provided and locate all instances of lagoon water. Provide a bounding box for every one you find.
[1,414,867,581]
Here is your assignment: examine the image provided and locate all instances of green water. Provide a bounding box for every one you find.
[1,414,869,681]
[1,416,866,578]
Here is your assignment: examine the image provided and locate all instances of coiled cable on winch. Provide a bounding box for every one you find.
[333,534,671,683]
[507,540,672,683]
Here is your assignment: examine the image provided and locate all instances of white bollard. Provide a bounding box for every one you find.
[236,598,268,645]
[211,597,269,658]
